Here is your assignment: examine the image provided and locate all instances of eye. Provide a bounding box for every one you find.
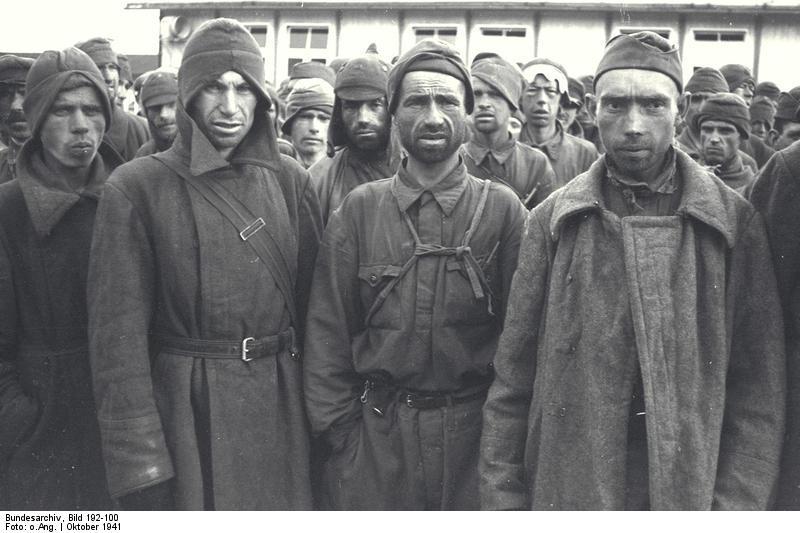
[545,89,559,98]
[51,106,70,117]
[236,84,253,95]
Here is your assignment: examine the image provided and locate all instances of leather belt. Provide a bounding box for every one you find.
[153,327,297,362]
[400,387,488,410]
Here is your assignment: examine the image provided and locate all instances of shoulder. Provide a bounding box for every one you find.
[468,173,524,205]
[105,153,177,203]
[564,132,599,155]
[514,142,551,164]
[308,152,337,181]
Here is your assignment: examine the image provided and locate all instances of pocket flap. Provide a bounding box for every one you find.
[358,264,401,287]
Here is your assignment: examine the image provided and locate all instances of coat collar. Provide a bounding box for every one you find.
[550,148,740,248]
[392,157,468,216]
[15,138,122,237]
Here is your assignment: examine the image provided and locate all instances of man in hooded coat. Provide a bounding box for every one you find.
[0,47,120,510]
[88,18,322,510]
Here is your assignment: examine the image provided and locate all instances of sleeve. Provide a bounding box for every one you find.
[294,167,323,345]
[479,208,552,510]
[749,153,800,509]
[302,204,364,451]
[712,210,786,510]
[88,181,174,499]
[497,193,528,324]
[0,229,39,462]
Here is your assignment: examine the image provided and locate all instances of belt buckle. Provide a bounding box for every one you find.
[241,337,256,362]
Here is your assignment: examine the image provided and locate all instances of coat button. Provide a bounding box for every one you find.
[369,274,378,283]
[559,407,567,417]
[569,345,576,353]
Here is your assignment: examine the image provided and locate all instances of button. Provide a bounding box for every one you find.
[559,407,567,417]
[569,345,576,353]
[369,274,378,283]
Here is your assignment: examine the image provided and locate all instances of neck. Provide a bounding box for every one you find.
[42,150,93,191]
[350,141,389,162]
[299,150,325,168]
[473,126,510,149]
[610,151,671,184]
[405,152,459,189]
[524,120,558,144]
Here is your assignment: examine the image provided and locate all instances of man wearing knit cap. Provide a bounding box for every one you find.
[309,46,401,225]
[282,78,334,168]
[460,52,556,209]
[751,90,800,511]
[76,37,149,161]
[278,61,336,101]
[518,57,599,187]
[134,70,178,157]
[755,81,781,105]
[304,38,527,510]
[0,55,34,183]
[750,96,776,141]
[481,31,784,510]
[576,74,604,152]
[0,46,122,510]
[88,18,321,510]
[695,93,756,195]
[768,86,800,151]
[718,64,774,167]
[559,77,586,138]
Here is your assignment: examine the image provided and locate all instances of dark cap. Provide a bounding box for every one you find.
[685,67,728,95]
[755,81,780,100]
[75,37,118,68]
[471,53,524,111]
[0,55,34,84]
[774,86,800,122]
[141,70,178,108]
[289,61,336,88]
[595,31,682,92]
[719,64,754,92]
[693,92,751,140]
[335,47,390,101]
[118,54,133,85]
[749,96,776,127]
[387,38,472,114]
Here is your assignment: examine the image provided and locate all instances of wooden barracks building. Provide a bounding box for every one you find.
[127,0,800,89]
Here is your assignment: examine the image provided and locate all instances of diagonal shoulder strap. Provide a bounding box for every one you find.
[153,154,299,330]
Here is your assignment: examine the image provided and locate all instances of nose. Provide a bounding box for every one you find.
[71,109,90,134]
[10,90,24,111]
[621,105,645,136]
[708,130,722,144]
[219,87,237,115]
[356,104,372,126]
[423,100,446,128]
[158,105,172,121]
[475,93,492,110]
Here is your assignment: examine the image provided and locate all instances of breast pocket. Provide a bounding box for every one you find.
[442,243,502,326]
[358,264,403,329]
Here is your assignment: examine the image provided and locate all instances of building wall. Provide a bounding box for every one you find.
[536,11,608,78]
[758,13,800,90]
[339,10,401,60]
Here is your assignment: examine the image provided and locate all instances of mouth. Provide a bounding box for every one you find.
[473,113,495,120]
[211,121,243,134]
[302,137,323,144]
[69,141,95,156]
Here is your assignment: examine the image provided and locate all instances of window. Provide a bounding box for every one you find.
[244,24,268,47]
[693,30,746,42]
[620,28,671,40]
[287,25,331,72]
[414,27,457,45]
[481,27,527,38]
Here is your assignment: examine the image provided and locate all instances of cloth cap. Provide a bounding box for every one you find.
[749,96,776,127]
[774,86,800,121]
[719,64,754,92]
[595,31,682,93]
[178,18,271,112]
[118,54,133,85]
[328,57,348,75]
[685,67,728,95]
[565,77,585,108]
[0,55,34,84]
[387,38,473,114]
[141,70,178,108]
[520,58,571,107]
[75,37,118,68]
[755,81,780,100]
[334,48,390,101]
[289,61,336,88]
[24,47,112,138]
[579,74,594,96]
[471,53,523,111]
[693,92,750,139]
[281,77,334,135]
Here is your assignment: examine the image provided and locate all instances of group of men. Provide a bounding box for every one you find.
[1,17,800,511]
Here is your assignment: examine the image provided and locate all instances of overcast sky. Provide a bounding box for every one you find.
[2,1,160,55]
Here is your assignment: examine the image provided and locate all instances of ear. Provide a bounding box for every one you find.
[767,129,779,148]
[585,94,597,121]
[677,92,690,121]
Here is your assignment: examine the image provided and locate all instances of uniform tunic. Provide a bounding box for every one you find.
[304,161,527,509]
[0,140,120,509]
[461,135,557,208]
[88,111,322,510]
[518,121,599,188]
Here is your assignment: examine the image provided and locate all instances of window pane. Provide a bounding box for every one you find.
[507,29,526,38]
[482,28,503,36]
[289,28,308,49]
[288,57,302,71]
[312,58,327,64]
[416,29,435,37]
[694,31,718,41]
[310,28,329,49]
[720,32,745,42]
[248,26,267,47]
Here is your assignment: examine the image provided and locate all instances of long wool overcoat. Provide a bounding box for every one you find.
[480,149,786,510]
[0,141,121,509]
[88,108,322,510]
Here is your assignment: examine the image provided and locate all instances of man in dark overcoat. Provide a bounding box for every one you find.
[88,18,322,510]
[0,46,120,510]
[0,55,34,183]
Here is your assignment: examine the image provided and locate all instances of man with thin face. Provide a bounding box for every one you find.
[460,53,555,209]
[749,96,776,142]
[695,93,755,195]
[282,78,334,168]
[768,87,800,151]
[518,58,598,187]
[88,18,321,510]
[309,47,401,225]
[719,64,774,168]
[304,38,527,510]
[76,38,149,161]
[481,32,784,510]
[0,46,121,510]
[134,70,178,157]
[0,55,33,183]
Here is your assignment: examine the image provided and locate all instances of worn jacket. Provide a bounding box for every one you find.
[88,105,322,509]
[460,136,557,209]
[741,135,775,169]
[480,149,786,510]
[0,139,121,509]
[750,141,800,509]
[518,121,598,188]
[104,106,150,162]
[0,142,21,184]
